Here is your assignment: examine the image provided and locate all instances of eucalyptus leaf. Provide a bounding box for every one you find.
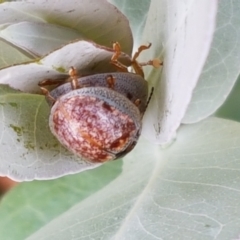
[0,39,32,69]
[0,86,100,181]
[183,0,240,124]
[0,0,133,55]
[1,118,240,240]
[0,40,131,93]
[0,65,67,93]
[40,41,131,77]
[0,39,131,180]
[140,0,218,145]
[0,160,123,240]
[216,74,240,122]
[0,22,82,56]
[109,0,151,50]
[0,0,239,239]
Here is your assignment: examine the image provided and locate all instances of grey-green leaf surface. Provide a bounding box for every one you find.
[109,0,151,50]
[0,160,123,240]
[1,118,240,240]
[0,39,32,68]
[216,74,240,122]
[0,86,101,181]
[0,40,131,93]
[0,0,239,239]
[0,65,67,93]
[182,0,240,124]
[0,0,134,182]
[140,0,217,145]
[0,0,133,54]
[0,22,82,56]
[0,40,132,180]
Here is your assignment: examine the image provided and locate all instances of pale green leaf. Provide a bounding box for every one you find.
[28,118,240,240]
[0,86,100,181]
[108,0,151,49]
[0,39,32,69]
[0,22,82,56]
[0,1,239,240]
[0,160,123,240]
[1,118,240,239]
[0,39,132,181]
[0,65,67,93]
[0,0,133,56]
[216,74,240,122]
[183,0,240,123]
[140,0,217,145]
[0,40,131,93]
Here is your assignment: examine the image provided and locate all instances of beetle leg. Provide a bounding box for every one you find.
[110,42,129,72]
[111,42,162,78]
[38,78,66,87]
[132,44,163,77]
[139,59,163,68]
[39,87,56,104]
[129,44,152,77]
[106,75,116,89]
[132,43,152,62]
[69,67,80,90]
[111,42,121,62]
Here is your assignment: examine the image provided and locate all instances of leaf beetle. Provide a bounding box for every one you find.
[39,43,161,163]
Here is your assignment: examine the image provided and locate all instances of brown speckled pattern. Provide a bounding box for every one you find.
[50,94,138,163]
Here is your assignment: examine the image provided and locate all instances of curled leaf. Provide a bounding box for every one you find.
[0,22,82,56]
[0,0,133,56]
[141,0,218,144]
[0,40,131,181]
[0,86,101,181]
[0,40,131,93]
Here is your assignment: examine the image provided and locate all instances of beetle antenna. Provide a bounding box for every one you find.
[143,87,154,116]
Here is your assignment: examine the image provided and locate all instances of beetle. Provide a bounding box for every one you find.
[39,43,161,163]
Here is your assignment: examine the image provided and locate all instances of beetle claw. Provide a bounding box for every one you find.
[111,42,162,78]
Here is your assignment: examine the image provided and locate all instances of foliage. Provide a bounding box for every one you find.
[0,0,239,239]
